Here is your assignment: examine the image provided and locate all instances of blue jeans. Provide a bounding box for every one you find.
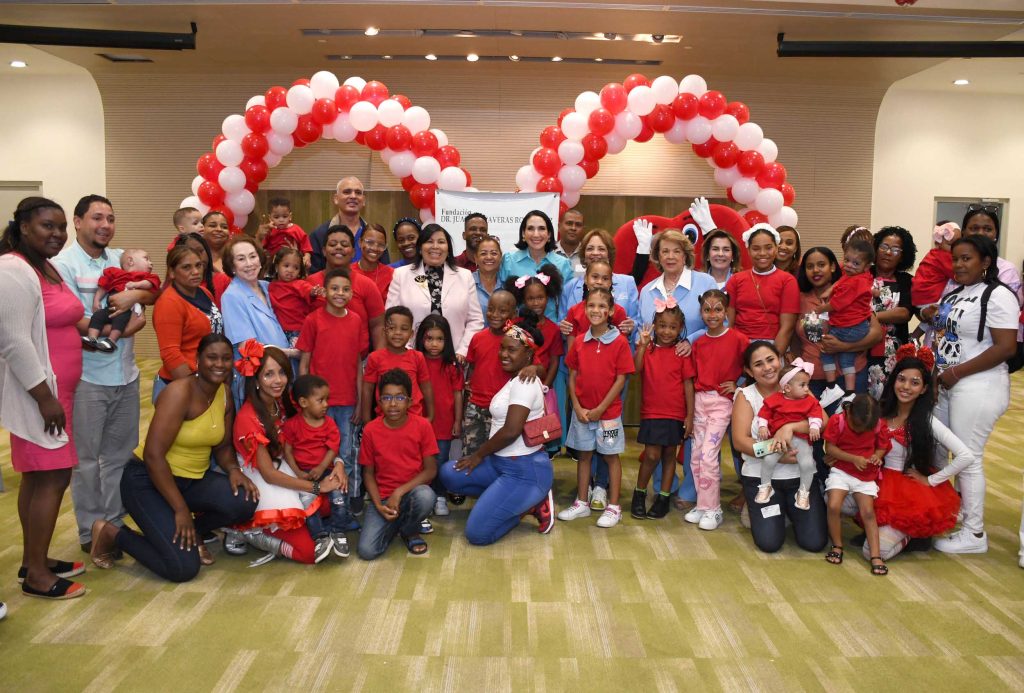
[327,405,357,495]
[356,485,436,560]
[440,451,552,546]
[822,320,870,375]
[432,439,453,495]
[302,468,354,537]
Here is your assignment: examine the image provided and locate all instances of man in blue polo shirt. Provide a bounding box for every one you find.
[309,176,389,272]
[53,195,155,553]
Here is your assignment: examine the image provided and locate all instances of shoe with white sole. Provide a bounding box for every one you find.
[698,509,724,531]
[596,505,622,528]
[794,488,811,510]
[557,499,592,521]
[754,484,774,504]
[330,532,350,558]
[313,536,333,564]
[819,384,847,410]
[684,507,705,524]
[589,486,608,511]
[434,496,450,517]
[934,529,988,554]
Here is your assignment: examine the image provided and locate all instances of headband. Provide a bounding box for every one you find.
[653,296,678,313]
[503,320,537,349]
[780,357,814,388]
[393,217,421,234]
[933,222,960,245]
[234,339,265,377]
[742,223,781,248]
[895,343,936,372]
[514,273,550,289]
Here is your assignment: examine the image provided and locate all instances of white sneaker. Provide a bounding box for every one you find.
[754,484,774,504]
[684,507,705,524]
[589,486,608,511]
[819,384,847,410]
[434,496,450,516]
[596,504,622,528]
[698,509,724,531]
[557,499,592,521]
[0,601,6,621]
[794,488,811,510]
[934,530,988,554]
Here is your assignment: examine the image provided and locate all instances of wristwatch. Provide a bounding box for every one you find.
[311,480,320,495]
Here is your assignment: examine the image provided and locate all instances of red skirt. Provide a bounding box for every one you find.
[874,467,960,538]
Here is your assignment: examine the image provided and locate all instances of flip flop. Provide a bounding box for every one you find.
[16,560,85,584]
[22,577,86,600]
[403,536,428,556]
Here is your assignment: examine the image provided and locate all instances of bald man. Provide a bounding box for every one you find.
[310,176,389,272]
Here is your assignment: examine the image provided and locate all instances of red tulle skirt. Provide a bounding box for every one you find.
[874,467,960,538]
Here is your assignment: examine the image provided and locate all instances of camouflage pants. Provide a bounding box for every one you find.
[461,401,493,457]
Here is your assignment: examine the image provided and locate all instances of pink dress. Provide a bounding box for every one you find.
[10,263,84,473]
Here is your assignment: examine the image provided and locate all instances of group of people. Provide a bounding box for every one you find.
[1,178,1021,618]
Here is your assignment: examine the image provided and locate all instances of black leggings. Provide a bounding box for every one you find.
[741,474,828,554]
[117,460,257,582]
[88,305,131,334]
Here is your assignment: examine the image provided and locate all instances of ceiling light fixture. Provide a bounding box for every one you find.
[383,55,392,59]
[467,53,479,62]
[509,54,519,61]
[10,60,27,68]
[364,26,379,36]
[594,57,603,62]
[425,53,437,60]
[953,78,969,85]
[552,56,563,61]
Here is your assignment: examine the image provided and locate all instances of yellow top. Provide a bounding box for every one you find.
[134,383,226,479]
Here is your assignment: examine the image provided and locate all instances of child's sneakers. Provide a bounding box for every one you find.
[434,496,450,517]
[795,488,811,510]
[754,484,774,504]
[313,536,333,563]
[630,489,648,519]
[684,507,705,524]
[698,508,723,531]
[330,532,349,558]
[646,493,671,519]
[596,505,622,528]
[588,486,608,511]
[557,499,591,521]
[531,490,555,534]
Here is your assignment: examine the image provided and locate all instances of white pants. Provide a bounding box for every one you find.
[933,373,1009,536]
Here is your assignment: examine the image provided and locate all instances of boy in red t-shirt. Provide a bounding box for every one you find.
[358,369,438,559]
[462,289,518,456]
[361,306,434,423]
[264,197,313,267]
[817,239,875,392]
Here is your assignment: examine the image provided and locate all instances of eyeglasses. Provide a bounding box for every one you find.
[878,243,902,255]
[967,203,999,216]
[379,394,409,403]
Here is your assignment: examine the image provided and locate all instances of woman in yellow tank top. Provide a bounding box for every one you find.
[88,334,259,582]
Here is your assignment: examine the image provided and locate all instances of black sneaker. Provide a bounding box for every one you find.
[448,493,466,506]
[630,489,648,519]
[646,493,671,519]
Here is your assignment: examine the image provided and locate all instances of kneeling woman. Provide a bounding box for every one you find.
[90,335,259,582]
[440,320,555,545]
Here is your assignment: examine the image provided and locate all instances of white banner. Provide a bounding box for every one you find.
[435,190,560,256]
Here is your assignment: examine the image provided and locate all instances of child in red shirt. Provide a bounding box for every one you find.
[912,222,960,308]
[265,197,313,267]
[269,248,323,346]
[823,394,893,576]
[358,369,439,559]
[350,223,394,301]
[817,238,875,392]
[689,290,749,529]
[506,264,564,390]
[463,289,518,456]
[559,260,635,352]
[84,248,160,353]
[631,298,694,521]
[281,374,350,562]
[755,359,824,509]
[558,288,635,529]
[361,306,434,423]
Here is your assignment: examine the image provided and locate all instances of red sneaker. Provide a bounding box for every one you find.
[532,490,555,534]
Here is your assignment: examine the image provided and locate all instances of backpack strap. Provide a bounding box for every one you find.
[975,279,1011,342]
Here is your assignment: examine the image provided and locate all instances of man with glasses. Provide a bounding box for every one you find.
[310,177,390,272]
[454,213,488,272]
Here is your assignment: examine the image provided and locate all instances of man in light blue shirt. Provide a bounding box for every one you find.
[53,195,154,552]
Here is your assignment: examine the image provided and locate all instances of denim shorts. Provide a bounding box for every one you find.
[566,413,626,455]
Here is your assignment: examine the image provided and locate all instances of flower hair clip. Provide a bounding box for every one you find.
[653,296,678,313]
[895,343,936,371]
[514,274,550,289]
[234,339,265,378]
[933,222,960,244]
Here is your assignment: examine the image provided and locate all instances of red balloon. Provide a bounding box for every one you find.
[692,137,720,158]
[197,153,223,181]
[559,201,569,219]
[294,115,323,144]
[241,132,269,160]
[540,125,566,149]
[737,150,765,177]
[354,132,365,146]
[634,122,655,143]
[647,104,675,133]
[781,183,796,206]
[557,108,574,127]
[311,98,338,125]
[244,105,271,134]
[756,162,787,190]
[537,176,564,194]
[436,145,461,168]
[698,90,727,119]
[240,157,268,183]
[623,73,650,92]
[197,180,224,207]
[726,187,737,204]
[212,134,226,150]
[671,93,699,120]
[744,210,769,226]
[363,124,388,151]
[209,205,233,225]
[532,147,561,176]
[361,80,389,106]
[582,133,608,161]
[725,101,750,124]
[392,94,412,109]
[292,78,310,87]
[712,141,740,168]
[292,133,308,148]
[334,85,360,112]
[588,108,615,136]
[409,183,436,209]
[599,83,628,114]
[401,175,416,192]
[245,179,259,194]
[411,130,439,157]
[265,86,287,110]
[580,158,599,179]
[385,125,412,151]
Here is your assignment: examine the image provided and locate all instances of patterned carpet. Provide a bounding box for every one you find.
[1,360,1023,692]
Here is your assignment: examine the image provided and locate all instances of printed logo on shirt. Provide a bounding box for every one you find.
[935,294,976,368]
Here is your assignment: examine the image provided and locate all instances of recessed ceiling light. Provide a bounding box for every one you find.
[467,53,479,62]
[552,56,563,62]
[317,39,326,43]
[684,45,692,50]
[509,55,520,61]
[425,54,437,61]
[10,60,27,68]
[364,26,379,37]
[953,78,970,86]
[383,55,392,59]
[594,57,603,62]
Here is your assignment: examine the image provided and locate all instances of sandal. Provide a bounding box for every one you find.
[403,535,428,556]
[17,560,85,584]
[90,520,118,569]
[197,543,216,566]
[22,576,86,600]
[825,545,844,565]
[870,556,889,576]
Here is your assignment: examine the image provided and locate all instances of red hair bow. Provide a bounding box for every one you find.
[234,339,265,378]
[895,343,935,372]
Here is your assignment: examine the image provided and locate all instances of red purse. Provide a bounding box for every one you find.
[522,386,562,447]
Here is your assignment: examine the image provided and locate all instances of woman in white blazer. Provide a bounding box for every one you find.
[386,224,484,361]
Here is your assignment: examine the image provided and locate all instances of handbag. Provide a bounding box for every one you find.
[522,386,562,447]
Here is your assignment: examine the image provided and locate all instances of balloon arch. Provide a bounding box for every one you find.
[181,71,797,231]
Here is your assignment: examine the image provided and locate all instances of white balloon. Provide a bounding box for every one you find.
[286,84,315,115]
[684,116,713,145]
[757,137,779,163]
[218,166,246,193]
[234,214,249,229]
[561,112,589,141]
[266,131,294,156]
[714,165,742,188]
[419,208,435,224]
[561,190,581,208]
[402,106,431,133]
[678,74,708,96]
[191,175,204,196]
[226,189,256,216]
[269,108,298,135]
[430,128,448,147]
[332,116,357,143]
[263,152,283,168]
[516,164,541,192]
[626,85,656,116]
[438,166,468,191]
[349,101,378,131]
[770,206,799,228]
[558,139,585,166]
[377,99,405,127]
[388,151,416,178]
[245,95,266,110]
[614,110,643,140]
[663,119,688,144]
[574,91,601,118]
[558,164,586,191]
[734,122,764,152]
[650,75,679,105]
[343,76,367,92]
[755,187,785,215]
[412,156,441,184]
[180,195,202,210]
[380,147,397,164]
[731,177,760,205]
[309,70,340,100]
[215,140,244,167]
[222,114,250,142]
[711,114,740,143]
[604,132,627,154]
